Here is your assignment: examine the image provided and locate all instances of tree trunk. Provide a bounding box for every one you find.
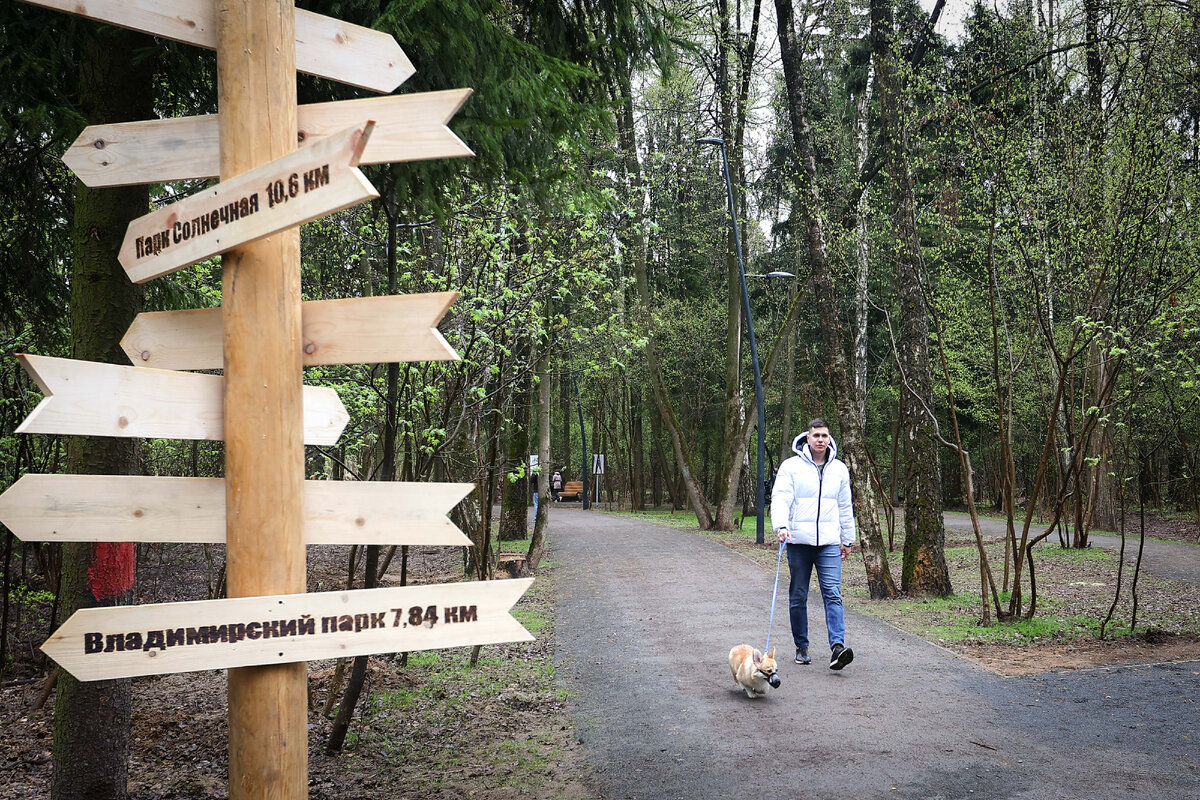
[326,186,406,753]
[712,0,746,532]
[324,545,378,753]
[986,189,1019,591]
[613,71,715,528]
[871,0,950,596]
[629,383,645,510]
[498,345,533,541]
[711,0,764,532]
[778,317,795,467]
[1079,0,1116,542]
[52,24,151,800]
[774,0,896,598]
[527,301,553,571]
[853,83,872,421]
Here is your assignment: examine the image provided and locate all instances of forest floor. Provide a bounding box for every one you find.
[1,508,1198,798]
[0,543,595,800]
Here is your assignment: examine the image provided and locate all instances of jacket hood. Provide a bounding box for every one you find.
[792,430,838,461]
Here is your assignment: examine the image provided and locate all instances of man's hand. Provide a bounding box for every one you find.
[776,527,789,543]
[840,544,852,560]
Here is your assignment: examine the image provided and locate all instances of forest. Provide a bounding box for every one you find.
[1,0,1199,795]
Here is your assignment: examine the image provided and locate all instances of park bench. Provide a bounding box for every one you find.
[557,480,584,501]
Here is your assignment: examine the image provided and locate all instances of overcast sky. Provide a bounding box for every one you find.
[920,0,971,43]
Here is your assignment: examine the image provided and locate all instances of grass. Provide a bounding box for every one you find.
[314,570,586,798]
[608,507,711,531]
[944,507,1200,546]
[849,534,1200,646]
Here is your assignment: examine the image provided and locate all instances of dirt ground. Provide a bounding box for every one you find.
[0,544,595,800]
[1,509,1197,798]
[956,630,1200,676]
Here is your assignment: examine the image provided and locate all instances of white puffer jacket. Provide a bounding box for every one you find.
[770,431,857,547]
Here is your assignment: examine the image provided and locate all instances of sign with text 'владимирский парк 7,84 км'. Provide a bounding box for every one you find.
[42,580,534,681]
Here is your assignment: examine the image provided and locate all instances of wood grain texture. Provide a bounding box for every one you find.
[66,90,473,188]
[13,355,347,445]
[43,579,534,681]
[216,1,307,796]
[0,474,474,546]
[17,0,413,92]
[121,292,460,370]
[119,123,378,283]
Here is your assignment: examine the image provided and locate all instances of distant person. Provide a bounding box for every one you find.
[530,468,540,517]
[771,418,856,670]
[551,470,563,502]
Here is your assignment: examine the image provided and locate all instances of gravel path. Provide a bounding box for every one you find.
[942,511,1200,587]
[551,508,1200,800]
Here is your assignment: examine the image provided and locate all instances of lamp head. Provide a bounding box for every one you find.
[696,136,725,146]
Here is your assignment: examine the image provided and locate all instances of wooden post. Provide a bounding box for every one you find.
[216,2,306,798]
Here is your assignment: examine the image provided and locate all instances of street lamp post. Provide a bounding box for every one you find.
[697,136,768,544]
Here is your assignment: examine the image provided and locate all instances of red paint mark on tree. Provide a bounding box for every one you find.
[87,543,136,601]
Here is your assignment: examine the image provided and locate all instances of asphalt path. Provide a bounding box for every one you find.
[550,508,1200,800]
[942,511,1200,587]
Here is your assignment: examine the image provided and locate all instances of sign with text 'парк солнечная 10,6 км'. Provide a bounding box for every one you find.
[41,580,534,681]
[118,123,378,284]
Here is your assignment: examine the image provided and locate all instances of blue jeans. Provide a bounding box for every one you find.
[786,543,845,651]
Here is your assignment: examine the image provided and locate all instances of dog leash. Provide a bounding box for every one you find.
[764,540,785,653]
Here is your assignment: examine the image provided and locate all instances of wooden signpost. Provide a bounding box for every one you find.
[42,579,534,681]
[0,475,474,546]
[15,355,349,445]
[121,292,461,370]
[119,123,379,283]
[14,0,522,796]
[17,0,414,92]
[65,90,474,188]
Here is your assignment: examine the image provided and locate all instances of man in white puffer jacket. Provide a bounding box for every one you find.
[771,418,856,670]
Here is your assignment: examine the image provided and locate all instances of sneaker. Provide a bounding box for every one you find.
[830,643,854,670]
[794,647,811,665]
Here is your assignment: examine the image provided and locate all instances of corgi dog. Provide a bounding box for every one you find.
[729,644,780,699]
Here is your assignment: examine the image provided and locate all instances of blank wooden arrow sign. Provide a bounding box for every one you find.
[121,292,460,371]
[17,0,413,93]
[42,579,534,681]
[15,355,347,445]
[0,474,473,546]
[65,90,473,188]
[119,123,378,284]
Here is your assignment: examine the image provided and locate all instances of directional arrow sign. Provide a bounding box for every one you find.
[121,292,460,371]
[42,579,534,681]
[17,0,413,93]
[15,355,347,445]
[119,123,378,283]
[65,90,473,188]
[0,474,473,546]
